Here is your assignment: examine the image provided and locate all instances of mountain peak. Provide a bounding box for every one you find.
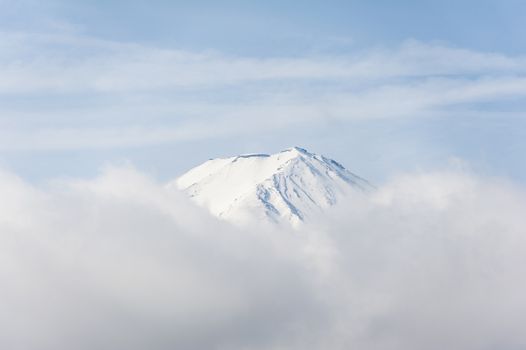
[282,146,310,155]
[171,147,372,227]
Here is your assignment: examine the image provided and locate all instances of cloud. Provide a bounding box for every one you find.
[1,32,526,150]
[1,33,525,93]
[1,165,526,349]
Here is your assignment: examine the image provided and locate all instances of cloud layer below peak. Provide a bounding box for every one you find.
[1,165,526,350]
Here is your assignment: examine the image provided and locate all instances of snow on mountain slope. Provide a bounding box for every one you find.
[170,147,373,227]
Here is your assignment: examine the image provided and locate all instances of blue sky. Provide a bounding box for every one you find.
[1,0,525,183]
[6,0,526,54]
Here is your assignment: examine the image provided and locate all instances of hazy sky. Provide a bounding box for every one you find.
[1,0,525,183]
[2,3,526,349]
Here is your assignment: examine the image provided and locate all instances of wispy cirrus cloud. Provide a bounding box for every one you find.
[1,31,526,151]
[1,32,526,93]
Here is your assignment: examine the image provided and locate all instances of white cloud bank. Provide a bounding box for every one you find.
[1,165,526,350]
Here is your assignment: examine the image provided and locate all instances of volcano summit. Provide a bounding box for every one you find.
[171,147,373,227]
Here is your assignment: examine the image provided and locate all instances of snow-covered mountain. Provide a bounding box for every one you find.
[170,147,373,227]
